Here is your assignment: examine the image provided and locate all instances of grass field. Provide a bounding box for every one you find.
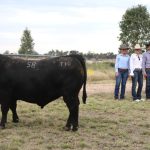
[0,92,150,150]
[0,61,150,150]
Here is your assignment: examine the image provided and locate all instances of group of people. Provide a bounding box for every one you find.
[114,41,150,101]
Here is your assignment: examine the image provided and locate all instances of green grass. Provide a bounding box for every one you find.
[87,61,115,70]
[0,93,150,150]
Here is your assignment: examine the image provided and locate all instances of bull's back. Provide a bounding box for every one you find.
[0,55,85,106]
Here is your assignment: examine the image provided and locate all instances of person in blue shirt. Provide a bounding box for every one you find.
[114,44,130,100]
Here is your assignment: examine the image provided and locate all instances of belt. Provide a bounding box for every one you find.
[134,68,142,71]
[118,68,128,71]
[146,68,150,70]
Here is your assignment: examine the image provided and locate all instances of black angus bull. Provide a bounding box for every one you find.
[0,54,87,131]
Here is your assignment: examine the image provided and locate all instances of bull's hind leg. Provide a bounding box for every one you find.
[10,101,19,123]
[64,110,72,131]
[70,103,79,131]
[63,95,79,131]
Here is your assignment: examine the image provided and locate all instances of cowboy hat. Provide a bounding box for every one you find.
[134,44,141,49]
[119,44,129,50]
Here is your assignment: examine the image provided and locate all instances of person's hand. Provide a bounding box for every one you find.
[144,73,147,79]
[129,75,133,80]
[130,75,134,78]
[115,72,119,77]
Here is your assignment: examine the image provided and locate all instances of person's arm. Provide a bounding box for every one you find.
[115,55,119,73]
[129,55,134,76]
[142,53,147,77]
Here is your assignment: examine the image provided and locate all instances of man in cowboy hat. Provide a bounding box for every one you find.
[130,44,143,101]
[114,43,130,100]
[142,41,150,100]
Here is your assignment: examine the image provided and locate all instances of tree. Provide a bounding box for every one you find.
[18,28,35,54]
[3,50,10,54]
[119,5,150,53]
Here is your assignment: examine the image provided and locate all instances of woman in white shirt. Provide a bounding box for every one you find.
[130,44,143,101]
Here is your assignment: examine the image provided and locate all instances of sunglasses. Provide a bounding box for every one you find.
[121,49,128,51]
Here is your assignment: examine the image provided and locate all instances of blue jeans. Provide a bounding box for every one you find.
[131,70,143,100]
[114,70,128,99]
[146,70,150,98]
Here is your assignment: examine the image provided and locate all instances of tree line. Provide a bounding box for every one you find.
[4,49,116,60]
[45,50,116,60]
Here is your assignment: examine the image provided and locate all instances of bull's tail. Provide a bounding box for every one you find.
[82,59,87,104]
[82,78,87,104]
[70,54,87,104]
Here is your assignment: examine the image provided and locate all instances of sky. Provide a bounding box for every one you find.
[0,0,150,54]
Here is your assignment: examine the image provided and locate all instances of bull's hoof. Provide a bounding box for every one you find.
[72,126,78,132]
[0,124,5,129]
[63,126,71,131]
[13,118,19,123]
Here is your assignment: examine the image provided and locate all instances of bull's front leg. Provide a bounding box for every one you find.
[0,105,9,129]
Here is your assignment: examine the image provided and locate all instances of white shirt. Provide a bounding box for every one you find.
[130,53,143,76]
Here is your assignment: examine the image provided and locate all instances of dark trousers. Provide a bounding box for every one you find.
[131,70,143,100]
[146,70,150,98]
[114,70,128,99]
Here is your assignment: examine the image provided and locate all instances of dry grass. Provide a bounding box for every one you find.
[0,93,150,150]
[87,70,115,81]
[87,61,115,81]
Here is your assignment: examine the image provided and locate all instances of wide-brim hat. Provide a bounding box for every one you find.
[134,44,141,50]
[119,44,129,50]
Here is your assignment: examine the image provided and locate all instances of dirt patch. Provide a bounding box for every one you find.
[86,80,146,96]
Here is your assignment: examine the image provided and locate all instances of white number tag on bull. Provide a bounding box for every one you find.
[59,57,72,67]
[60,61,71,67]
[27,62,37,69]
